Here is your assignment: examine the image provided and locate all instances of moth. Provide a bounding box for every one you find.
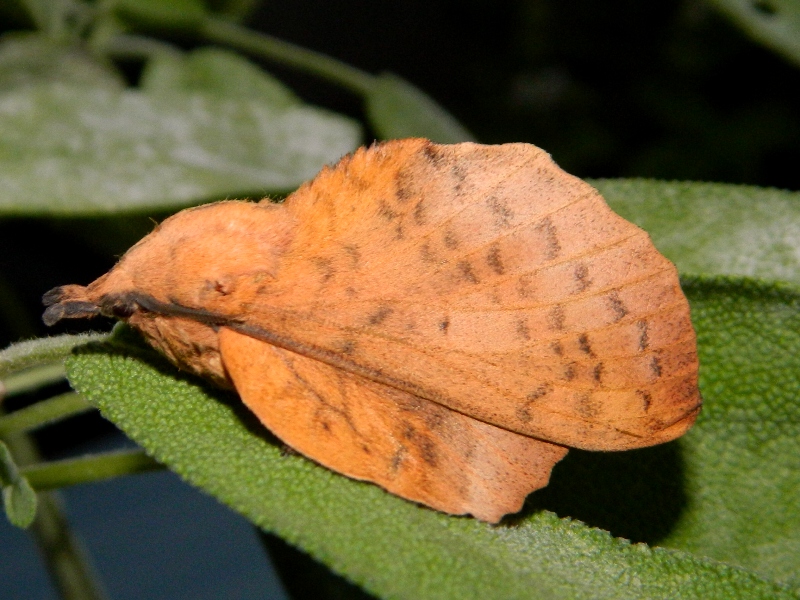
[43,139,701,523]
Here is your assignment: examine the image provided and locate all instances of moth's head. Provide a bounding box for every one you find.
[42,201,292,385]
[42,200,294,328]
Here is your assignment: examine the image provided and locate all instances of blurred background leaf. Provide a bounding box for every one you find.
[0,41,361,216]
[709,0,800,68]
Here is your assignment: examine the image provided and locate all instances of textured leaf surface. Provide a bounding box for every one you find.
[65,276,800,599]
[595,179,800,285]
[0,333,109,380]
[0,46,361,215]
[664,280,800,590]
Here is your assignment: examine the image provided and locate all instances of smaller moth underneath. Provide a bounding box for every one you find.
[43,139,701,523]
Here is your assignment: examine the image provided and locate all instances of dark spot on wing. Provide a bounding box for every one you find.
[576,393,599,418]
[413,200,426,225]
[337,340,356,355]
[418,437,438,466]
[516,406,533,422]
[607,290,628,322]
[420,243,436,264]
[401,422,438,466]
[368,305,394,326]
[458,260,479,284]
[548,305,565,330]
[361,444,371,454]
[395,169,414,202]
[343,244,360,269]
[443,231,459,249]
[394,224,404,240]
[378,200,398,221]
[312,257,335,282]
[637,390,653,412]
[320,421,331,432]
[550,340,564,356]
[593,362,604,383]
[487,196,513,228]
[573,263,591,293]
[517,383,553,422]
[517,274,534,298]
[650,355,662,378]
[637,319,649,352]
[578,333,594,357]
[527,383,552,402]
[487,245,505,275]
[562,362,576,381]
[516,319,531,341]
[421,405,446,430]
[422,142,445,166]
[451,164,467,193]
[439,318,450,334]
[536,217,560,260]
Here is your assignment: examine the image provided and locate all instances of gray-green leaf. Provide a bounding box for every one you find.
[0,82,360,215]
[595,179,800,286]
[0,33,124,91]
[709,0,800,69]
[140,47,300,108]
[0,332,109,380]
[365,73,475,143]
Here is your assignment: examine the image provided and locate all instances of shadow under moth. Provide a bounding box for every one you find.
[43,138,701,523]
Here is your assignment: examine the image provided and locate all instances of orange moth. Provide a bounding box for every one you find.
[43,139,701,523]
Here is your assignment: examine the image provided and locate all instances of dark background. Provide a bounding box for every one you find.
[2,1,799,598]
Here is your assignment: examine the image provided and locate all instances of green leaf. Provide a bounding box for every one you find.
[595,179,800,285]
[709,0,800,69]
[65,276,800,599]
[0,33,124,91]
[0,76,361,215]
[365,73,475,143]
[18,0,87,39]
[0,332,108,380]
[0,440,37,528]
[140,46,299,108]
[665,279,800,590]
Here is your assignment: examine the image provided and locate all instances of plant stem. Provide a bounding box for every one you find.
[1,416,107,600]
[30,491,109,600]
[22,449,164,491]
[199,17,376,96]
[1,363,66,398]
[0,392,93,436]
